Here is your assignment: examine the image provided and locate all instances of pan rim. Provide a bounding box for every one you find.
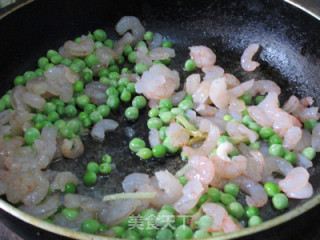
[0,0,320,239]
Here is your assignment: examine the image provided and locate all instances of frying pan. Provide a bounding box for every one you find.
[0,0,320,239]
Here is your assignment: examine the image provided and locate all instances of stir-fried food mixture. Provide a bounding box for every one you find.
[0,16,319,239]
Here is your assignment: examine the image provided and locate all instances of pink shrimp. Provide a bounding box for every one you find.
[228,97,246,121]
[64,35,94,57]
[185,155,215,185]
[173,179,204,214]
[231,175,268,207]
[312,123,320,151]
[185,74,201,95]
[247,80,281,96]
[226,121,259,144]
[194,103,217,117]
[222,216,242,233]
[166,122,189,147]
[192,78,212,104]
[224,73,241,88]
[228,79,255,98]
[61,136,84,159]
[202,65,224,80]
[202,203,228,232]
[189,46,216,68]
[240,43,260,72]
[283,126,302,150]
[209,77,230,109]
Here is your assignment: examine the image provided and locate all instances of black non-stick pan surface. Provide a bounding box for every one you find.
[0,0,320,239]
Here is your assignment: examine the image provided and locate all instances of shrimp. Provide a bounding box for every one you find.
[147,32,163,49]
[209,173,228,189]
[9,110,34,136]
[136,45,152,67]
[6,169,49,206]
[240,43,260,72]
[279,167,313,199]
[202,203,228,232]
[170,90,186,106]
[192,79,212,104]
[122,173,150,193]
[224,73,241,88]
[222,216,242,233]
[91,119,119,142]
[231,175,268,207]
[11,86,30,112]
[295,129,312,152]
[19,196,60,219]
[150,170,183,208]
[209,77,230,109]
[312,123,320,151]
[148,128,161,148]
[85,82,108,106]
[228,79,255,98]
[50,172,79,192]
[228,97,246,122]
[247,106,273,128]
[95,46,118,66]
[185,74,201,95]
[226,121,259,144]
[189,46,216,68]
[64,35,94,56]
[185,155,215,185]
[166,122,189,147]
[25,77,48,96]
[202,65,224,80]
[61,136,84,159]
[194,103,217,117]
[283,126,302,150]
[113,32,135,55]
[149,47,175,61]
[115,16,145,46]
[0,110,12,126]
[135,65,179,100]
[247,80,281,96]
[173,179,204,214]
[183,123,220,158]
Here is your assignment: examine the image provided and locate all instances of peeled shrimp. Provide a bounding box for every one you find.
[136,45,152,67]
[209,77,230,109]
[19,196,60,219]
[50,172,79,192]
[248,80,281,96]
[224,73,241,88]
[228,97,246,122]
[189,46,216,68]
[228,79,255,98]
[226,121,258,144]
[0,110,12,126]
[240,43,260,72]
[173,179,204,214]
[122,173,150,193]
[91,119,119,142]
[113,32,135,55]
[115,16,145,46]
[202,65,224,80]
[185,74,201,95]
[295,129,312,152]
[223,216,242,233]
[170,90,186,106]
[147,32,163,49]
[149,47,175,61]
[11,86,30,112]
[185,155,215,185]
[26,77,48,95]
[64,35,94,57]
[166,122,189,147]
[61,136,84,159]
[85,82,108,106]
[192,79,212,104]
[312,123,320,151]
[279,167,313,199]
[148,128,161,148]
[95,46,118,66]
[202,203,228,232]
[231,175,268,207]
[194,103,217,117]
[283,126,302,150]
[150,170,183,208]
[6,169,49,206]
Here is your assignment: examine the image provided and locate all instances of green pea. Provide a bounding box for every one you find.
[125,106,139,120]
[54,119,66,129]
[248,122,261,133]
[156,209,175,228]
[174,225,193,240]
[51,98,64,107]
[129,138,146,153]
[223,114,232,122]
[61,208,79,221]
[123,229,141,240]
[46,49,59,59]
[147,117,163,130]
[272,193,289,210]
[242,114,254,126]
[184,59,196,72]
[134,63,149,75]
[268,134,283,145]
[217,136,232,146]
[161,41,173,48]
[207,187,221,202]
[302,147,316,160]
[163,136,179,153]
[13,75,26,86]
[42,121,53,127]
[61,59,72,66]
[2,94,11,108]
[143,31,154,41]
[181,151,188,161]
[33,113,47,123]
[244,206,259,218]
[227,202,244,219]
[283,151,296,164]
[73,81,84,92]
[65,105,77,118]
[264,182,280,197]
[106,87,119,97]
[137,148,152,160]
[103,39,114,48]
[159,98,173,110]
[269,144,285,157]
[0,100,6,111]
[170,107,183,116]
[152,144,167,158]
[109,64,119,73]
[124,45,133,56]
[259,126,274,139]
[250,142,261,150]
[63,182,76,194]
[148,108,159,118]
[83,171,97,186]
[99,224,109,232]
[24,128,40,145]
[153,60,164,65]
[96,105,110,117]
[78,112,89,122]
[135,41,147,49]
[255,96,266,105]
[90,111,103,123]
[220,193,236,205]
[43,102,57,114]
[93,29,107,41]
[162,57,171,65]
[99,163,112,174]
[87,162,100,173]
[224,183,239,197]
[119,89,131,102]
[132,96,147,109]
[38,57,49,69]
[59,126,73,139]
[117,85,125,93]
[141,208,157,220]
[82,68,93,83]
[81,219,100,234]
[121,216,137,229]
[128,51,136,63]
[126,82,136,94]
[159,111,175,124]
[99,76,109,85]
[112,226,124,237]
[304,119,318,132]
[193,230,210,238]
[50,54,62,65]
[106,95,120,110]
[156,228,173,240]
[239,92,252,105]
[248,216,263,227]
[196,194,209,208]
[84,104,96,114]
[178,176,188,186]
[161,205,175,214]
[44,63,54,71]
[98,69,109,78]
[101,154,112,164]
[35,68,44,76]
[47,111,60,122]
[178,99,194,112]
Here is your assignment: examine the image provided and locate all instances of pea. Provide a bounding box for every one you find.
[152,144,167,158]
[99,163,112,174]
[178,99,193,112]
[129,138,146,152]
[184,59,196,72]
[148,108,159,118]
[13,75,26,86]
[87,162,100,173]
[96,105,110,117]
[272,193,289,210]
[35,68,44,76]
[162,58,171,65]
[59,126,73,139]
[161,205,175,214]
[144,31,154,41]
[63,182,76,194]
[227,202,244,219]
[24,128,40,145]
[107,95,120,110]
[0,100,5,111]
[242,114,254,126]
[73,81,84,92]
[136,148,152,160]
[147,117,163,130]
[224,183,239,197]
[51,98,64,107]
[161,41,172,48]
[156,228,173,240]
[244,206,259,218]
[248,216,263,227]
[90,111,103,123]
[123,229,141,240]
[65,105,77,118]
[83,104,96,114]
[135,41,147,49]
[259,126,274,139]
[264,182,280,197]
[132,96,147,109]
[33,113,47,123]
[223,114,232,122]
[302,147,316,160]
[239,92,252,105]
[61,208,79,221]
[54,119,66,129]
[108,72,120,80]
[217,136,232,146]
[220,193,236,205]
[174,225,193,240]
[61,59,72,66]
[178,176,188,186]
[83,172,97,186]
[250,142,261,150]
[193,230,210,238]
[81,219,100,234]
[112,226,125,237]
[43,102,57,114]
[106,87,119,97]
[101,154,112,163]
[125,106,139,120]
[126,82,136,94]
[47,111,60,122]
[93,29,107,41]
[50,54,62,64]
[304,119,318,132]
[103,39,114,48]
[269,144,285,157]
[128,51,136,63]
[283,151,296,164]
[268,134,283,145]
[109,64,119,73]
[159,111,175,124]
[124,45,133,56]
[207,187,221,202]
[2,95,11,108]
[196,194,209,208]
[38,57,49,69]
[134,63,149,75]
[163,136,180,153]
[255,95,266,105]
[156,209,175,228]
[248,122,261,133]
